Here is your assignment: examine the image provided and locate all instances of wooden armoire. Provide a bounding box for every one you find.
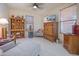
[43,22,57,42]
[10,15,25,38]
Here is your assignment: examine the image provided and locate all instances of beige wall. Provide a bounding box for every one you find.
[77,4,79,24]
[0,3,78,40]
[0,4,9,18]
[8,9,44,31]
[8,3,76,42]
[8,6,59,31]
[8,4,71,31]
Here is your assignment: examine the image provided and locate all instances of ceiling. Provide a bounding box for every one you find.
[7,3,63,10]
[6,3,73,16]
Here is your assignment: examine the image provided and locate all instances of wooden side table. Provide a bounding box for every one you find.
[64,34,79,54]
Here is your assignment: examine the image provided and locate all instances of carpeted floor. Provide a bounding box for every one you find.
[16,37,71,56]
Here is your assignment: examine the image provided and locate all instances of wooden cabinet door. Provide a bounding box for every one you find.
[2,28,7,39]
[64,35,69,49]
[44,22,57,42]
[64,35,79,54]
[47,25,53,35]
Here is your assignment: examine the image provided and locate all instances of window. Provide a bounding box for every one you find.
[60,4,77,34]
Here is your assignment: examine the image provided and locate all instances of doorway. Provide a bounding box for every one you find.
[25,16,34,38]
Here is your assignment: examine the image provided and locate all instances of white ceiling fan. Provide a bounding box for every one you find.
[31,3,44,9]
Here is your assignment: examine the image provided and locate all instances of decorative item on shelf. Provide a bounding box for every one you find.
[72,25,79,34]
[72,20,79,34]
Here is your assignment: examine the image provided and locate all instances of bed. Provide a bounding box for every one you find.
[0,39,13,46]
[0,39,40,56]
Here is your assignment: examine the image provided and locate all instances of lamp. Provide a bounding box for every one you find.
[0,18,8,27]
[0,18,9,39]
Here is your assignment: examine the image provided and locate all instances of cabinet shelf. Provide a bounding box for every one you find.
[10,16,25,38]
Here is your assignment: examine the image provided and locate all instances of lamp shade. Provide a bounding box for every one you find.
[0,18,8,25]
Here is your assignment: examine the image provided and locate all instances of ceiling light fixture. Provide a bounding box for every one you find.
[33,5,37,8]
[33,3,38,9]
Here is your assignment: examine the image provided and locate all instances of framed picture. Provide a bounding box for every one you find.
[44,15,56,22]
[47,15,56,21]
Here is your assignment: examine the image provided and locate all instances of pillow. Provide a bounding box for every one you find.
[0,49,3,56]
[0,41,16,52]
